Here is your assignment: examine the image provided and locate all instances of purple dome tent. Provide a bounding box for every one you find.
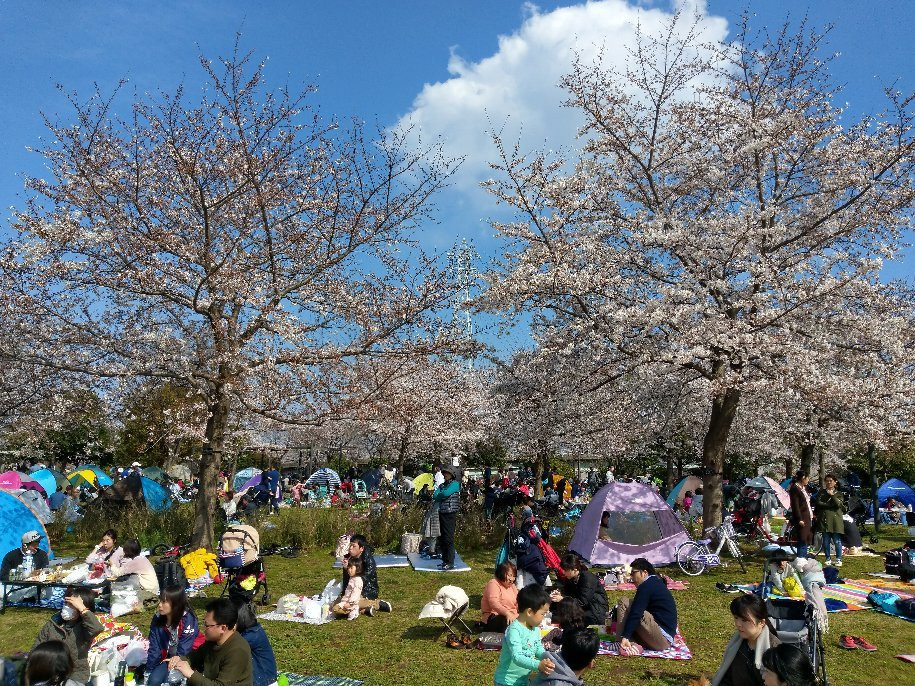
[569,481,689,567]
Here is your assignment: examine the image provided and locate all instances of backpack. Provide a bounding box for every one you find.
[154,558,187,590]
[884,549,905,576]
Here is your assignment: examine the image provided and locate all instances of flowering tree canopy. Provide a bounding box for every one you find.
[3,46,465,547]
[484,15,915,525]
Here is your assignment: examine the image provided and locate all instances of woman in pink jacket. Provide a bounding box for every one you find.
[481,561,519,632]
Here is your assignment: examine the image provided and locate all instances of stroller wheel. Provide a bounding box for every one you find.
[869,536,879,544]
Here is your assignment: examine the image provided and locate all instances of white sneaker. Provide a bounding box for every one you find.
[825,559,833,566]
[834,560,843,567]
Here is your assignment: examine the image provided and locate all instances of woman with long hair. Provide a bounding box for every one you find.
[145,585,201,686]
[85,529,124,569]
[25,640,73,686]
[788,470,813,558]
[109,539,159,599]
[712,594,780,686]
[761,643,816,686]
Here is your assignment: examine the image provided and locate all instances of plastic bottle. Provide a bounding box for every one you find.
[166,669,186,686]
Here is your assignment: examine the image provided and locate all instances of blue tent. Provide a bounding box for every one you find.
[780,478,792,490]
[0,489,53,560]
[666,475,702,507]
[30,468,63,496]
[233,467,260,492]
[140,476,172,512]
[877,478,915,509]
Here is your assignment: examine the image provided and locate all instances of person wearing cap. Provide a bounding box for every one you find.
[1,530,51,581]
[130,461,143,474]
[433,463,461,570]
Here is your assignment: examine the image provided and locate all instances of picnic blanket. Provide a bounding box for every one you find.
[332,554,409,569]
[408,552,471,572]
[730,582,877,612]
[281,673,363,686]
[861,576,915,591]
[597,627,692,660]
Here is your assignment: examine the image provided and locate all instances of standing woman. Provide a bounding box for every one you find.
[788,471,813,558]
[815,474,845,567]
[433,465,461,571]
[145,585,201,686]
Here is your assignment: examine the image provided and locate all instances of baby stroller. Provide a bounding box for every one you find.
[766,596,828,685]
[218,524,269,605]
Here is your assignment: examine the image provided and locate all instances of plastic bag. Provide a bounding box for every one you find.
[321,579,341,602]
[276,594,301,614]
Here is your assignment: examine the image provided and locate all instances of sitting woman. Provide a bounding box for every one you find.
[550,552,608,627]
[235,599,279,686]
[712,594,780,686]
[85,529,124,569]
[766,550,804,598]
[480,561,519,632]
[597,512,612,541]
[761,643,815,686]
[145,585,202,686]
[109,539,160,600]
[25,640,75,686]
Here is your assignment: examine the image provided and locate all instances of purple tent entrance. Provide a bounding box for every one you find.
[569,481,689,567]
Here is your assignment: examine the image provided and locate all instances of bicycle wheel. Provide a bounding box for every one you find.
[150,542,170,557]
[676,541,706,576]
[726,537,746,573]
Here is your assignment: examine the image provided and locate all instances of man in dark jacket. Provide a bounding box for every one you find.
[616,558,677,653]
[1,530,50,581]
[168,598,252,686]
[34,587,103,684]
[338,534,392,616]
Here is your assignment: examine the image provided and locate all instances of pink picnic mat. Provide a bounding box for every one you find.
[598,627,692,660]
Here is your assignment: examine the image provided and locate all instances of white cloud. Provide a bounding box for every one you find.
[396,0,729,207]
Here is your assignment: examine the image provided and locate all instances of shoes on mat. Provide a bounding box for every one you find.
[378,600,392,612]
[853,636,877,651]
[838,635,858,650]
[439,563,454,571]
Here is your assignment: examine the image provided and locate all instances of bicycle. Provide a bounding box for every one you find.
[675,516,746,575]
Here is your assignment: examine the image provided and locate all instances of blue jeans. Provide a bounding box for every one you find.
[796,543,809,558]
[146,662,169,686]
[822,532,842,560]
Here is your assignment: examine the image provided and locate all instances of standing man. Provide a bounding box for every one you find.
[433,465,461,570]
[263,465,281,514]
[168,598,253,686]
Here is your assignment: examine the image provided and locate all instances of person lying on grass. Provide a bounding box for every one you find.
[494,584,555,686]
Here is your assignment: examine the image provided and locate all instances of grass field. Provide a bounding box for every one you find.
[2,526,914,685]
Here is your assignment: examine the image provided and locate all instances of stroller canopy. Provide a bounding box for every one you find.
[666,475,703,507]
[305,468,341,489]
[744,476,791,510]
[877,478,915,509]
[0,489,52,559]
[233,467,260,492]
[569,481,689,567]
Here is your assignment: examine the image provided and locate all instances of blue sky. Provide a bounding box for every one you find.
[1,0,913,349]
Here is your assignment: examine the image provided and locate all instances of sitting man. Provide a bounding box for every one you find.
[880,497,906,524]
[1,530,50,581]
[615,558,677,654]
[336,534,392,616]
[168,598,253,686]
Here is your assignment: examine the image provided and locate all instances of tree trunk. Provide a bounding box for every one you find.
[701,386,741,528]
[817,447,826,487]
[800,442,815,476]
[665,447,675,493]
[191,391,230,550]
[784,457,793,481]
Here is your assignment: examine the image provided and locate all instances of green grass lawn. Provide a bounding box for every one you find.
[3,528,915,685]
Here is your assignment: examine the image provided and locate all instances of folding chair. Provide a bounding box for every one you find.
[439,600,473,635]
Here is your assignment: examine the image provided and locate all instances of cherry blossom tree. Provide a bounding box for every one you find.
[483,15,915,526]
[3,46,464,547]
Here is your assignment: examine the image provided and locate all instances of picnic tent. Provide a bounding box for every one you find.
[305,468,341,489]
[569,481,690,567]
[0,489,52,559]
[15,489,53,524]
[877,478,915,509]
[744,476,791,510]
[233,467,260,492]
[75,465,113,487]
[412,472,434,494]
[30,468,68,495]
[167,463,193,483]
[142,466,169,484]
[100,473,172,511]
[0,471,47,496]
[551,474,572,500]
[666,475,703,507]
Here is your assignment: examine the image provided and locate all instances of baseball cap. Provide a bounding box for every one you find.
[131,461,141,467]
[22,530,42,545]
